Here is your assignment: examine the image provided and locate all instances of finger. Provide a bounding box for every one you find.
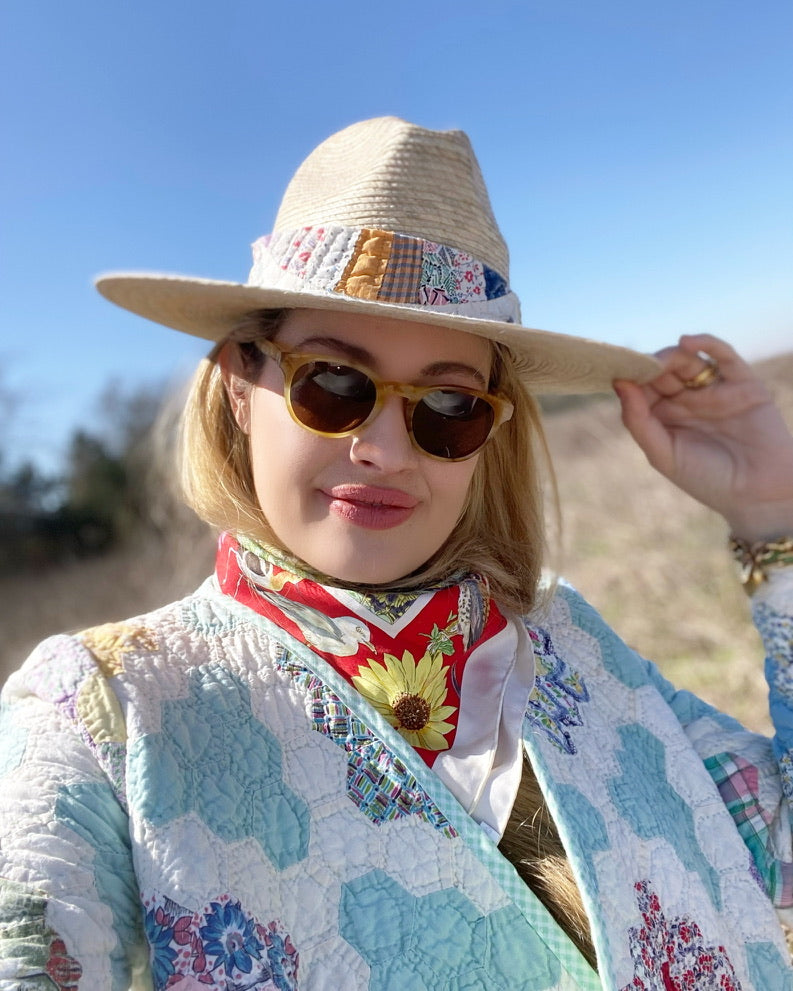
[643,334,740,398]
[672,334,754,383]
[613,380,675,475]
[677,333,747,369]
[638,351,717,399]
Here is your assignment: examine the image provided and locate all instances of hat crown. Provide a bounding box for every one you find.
[273,117,510,278]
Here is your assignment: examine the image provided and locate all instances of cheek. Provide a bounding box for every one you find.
[246,388,333,506]
[246,390,296,493]
[429,457,479,519]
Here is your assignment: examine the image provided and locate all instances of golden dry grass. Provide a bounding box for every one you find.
[0,526,215,685]
[1,352,792,736]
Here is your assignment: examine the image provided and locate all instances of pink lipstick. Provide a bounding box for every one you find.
[323,485,418,530]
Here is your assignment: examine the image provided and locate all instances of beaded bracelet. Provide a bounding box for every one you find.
[730,536,793,594]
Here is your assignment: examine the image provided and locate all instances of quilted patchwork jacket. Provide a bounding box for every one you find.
[1,569,793,990]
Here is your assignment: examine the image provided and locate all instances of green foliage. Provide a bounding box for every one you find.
[0,380,169,570]
[0,461,56,514]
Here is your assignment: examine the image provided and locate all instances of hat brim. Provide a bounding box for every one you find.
[95,272,661,395]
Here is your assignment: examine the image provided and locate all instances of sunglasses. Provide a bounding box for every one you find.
[254,339,514,462]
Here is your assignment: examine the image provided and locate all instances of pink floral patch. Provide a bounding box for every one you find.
[620,881,740,990]
[45,937,82,990]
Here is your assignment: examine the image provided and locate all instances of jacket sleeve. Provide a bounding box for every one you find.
[642,569,793,917]
[0,635,147,990]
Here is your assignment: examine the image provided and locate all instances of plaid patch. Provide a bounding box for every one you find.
[378,233,423,303]
[705,750,793,905]
[347,746,456,835]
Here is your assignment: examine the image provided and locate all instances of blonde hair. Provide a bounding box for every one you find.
[499,756,596,969]
[179,309,553,613]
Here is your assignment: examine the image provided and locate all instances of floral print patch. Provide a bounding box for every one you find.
[620,881,739,990]
[421,242,475,304]
[0,878,83,990]
[43,937,82,990]
[143,892,298,990]
[524,625,590,754]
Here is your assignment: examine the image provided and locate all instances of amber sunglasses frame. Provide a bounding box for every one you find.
[254,338,514,462]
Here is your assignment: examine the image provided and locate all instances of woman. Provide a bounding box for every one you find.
[2,116,792,990]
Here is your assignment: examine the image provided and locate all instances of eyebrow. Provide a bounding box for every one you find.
[293,335,488,387]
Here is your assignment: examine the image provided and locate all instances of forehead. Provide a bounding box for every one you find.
[275,308,493,378]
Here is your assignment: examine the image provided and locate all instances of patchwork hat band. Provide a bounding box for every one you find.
[95,116,663,393]
[249,224,521,324]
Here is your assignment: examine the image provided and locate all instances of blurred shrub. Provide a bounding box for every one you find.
[0,379,185,572]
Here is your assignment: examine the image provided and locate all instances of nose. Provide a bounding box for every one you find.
[349,396,419,472]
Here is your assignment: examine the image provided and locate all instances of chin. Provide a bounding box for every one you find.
[305,548,431,587]
[324,559,415,587]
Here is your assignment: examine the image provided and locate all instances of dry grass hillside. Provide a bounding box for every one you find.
[1,352,792,735]
[0,521,215,686]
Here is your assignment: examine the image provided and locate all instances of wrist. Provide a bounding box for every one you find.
[730,534,793,595]
[724,500,793,545]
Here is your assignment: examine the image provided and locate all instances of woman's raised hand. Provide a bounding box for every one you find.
[614,334,793,542]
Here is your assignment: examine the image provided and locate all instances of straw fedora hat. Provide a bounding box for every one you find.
[96,116,660,393]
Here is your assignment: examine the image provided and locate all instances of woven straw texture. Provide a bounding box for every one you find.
[274,117,509,277]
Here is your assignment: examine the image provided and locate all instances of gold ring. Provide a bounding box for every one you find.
[682,358,720,390]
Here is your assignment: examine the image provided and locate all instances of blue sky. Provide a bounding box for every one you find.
[2,0,791,473]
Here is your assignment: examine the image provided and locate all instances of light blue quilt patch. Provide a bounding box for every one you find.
[340,869,560,989]
[0,700,28,777]
[745,940,793,989]
[608,724,722,910]
[127,664,309,870]
[561,589,649,691]
[554,784,609,904]
[758,603,793,758]
[53,781,142,990]
[756,602,793,677]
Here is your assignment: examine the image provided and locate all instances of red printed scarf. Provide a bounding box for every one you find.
[216,532,507,767]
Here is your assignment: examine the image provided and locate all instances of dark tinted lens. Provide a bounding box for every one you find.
[290,361,377,433]
[412,390,495,459]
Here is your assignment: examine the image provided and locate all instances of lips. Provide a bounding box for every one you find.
[322,484,418,530]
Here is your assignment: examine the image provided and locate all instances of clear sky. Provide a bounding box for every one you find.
[2,0,791,473]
